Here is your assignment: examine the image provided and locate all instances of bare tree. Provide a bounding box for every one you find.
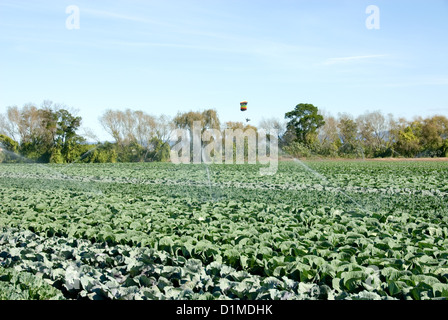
[357,110,390,155]
[258,117,287,139]
[99,108,160,147]
[5,106,23,142]
[99,109,124,144]
[318,114,340,144]
[80,127,100,143]
[0,113,13,138]
[224,121,245,130]
[173,111,205,132]
[202,109,221,131]
[173,109,221,132]
[154,114,174,142]
[135,111,158,149]
[5,104,49,144]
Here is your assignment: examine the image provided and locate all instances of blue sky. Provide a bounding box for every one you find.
[0,0,447,141]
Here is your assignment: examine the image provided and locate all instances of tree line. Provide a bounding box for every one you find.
[283,103,448,159]
[0,100,447,163]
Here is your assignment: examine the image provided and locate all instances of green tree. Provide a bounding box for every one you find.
[2,103,85,163]
[337,114,360,157]
[146,138,171,162]
[282,141,312,158]
[420,115,448,157]
[0,134,18,153]
[54,109,84,162]
[117,141,145,162]
[84,142,117,163]
[49,147,64,164]
[0,134,19,163]
[392,120,422,157]
[285,104,325,147]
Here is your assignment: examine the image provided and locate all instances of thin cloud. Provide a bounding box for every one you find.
[382,77,448,87]
[322,54,389,66]
[82,8,146,22]
[82,8,173,28]
[103,40,223,52]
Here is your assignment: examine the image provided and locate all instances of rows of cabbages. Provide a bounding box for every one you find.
[0,161,447,300]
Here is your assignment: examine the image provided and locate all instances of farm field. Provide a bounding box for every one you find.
[0,160,447,300]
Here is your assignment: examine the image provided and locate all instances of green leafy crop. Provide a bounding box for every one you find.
[0,161,447,300]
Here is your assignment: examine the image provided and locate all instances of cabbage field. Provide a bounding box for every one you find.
[0,160,447,300]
